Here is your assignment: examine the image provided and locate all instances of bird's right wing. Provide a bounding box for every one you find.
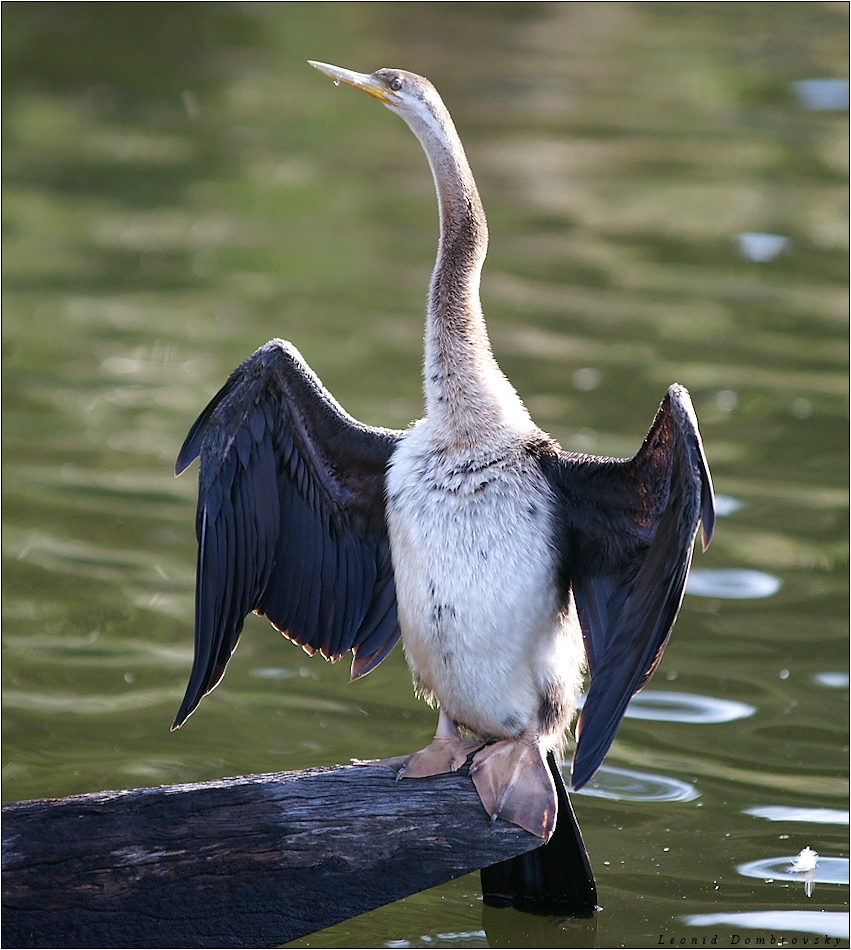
[541,384,714,788]
[172,340,403,729]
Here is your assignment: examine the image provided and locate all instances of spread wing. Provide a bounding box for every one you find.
[172,339,403,729]
[541,384,715,789]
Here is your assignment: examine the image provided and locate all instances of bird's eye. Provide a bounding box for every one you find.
[389,77,402,92]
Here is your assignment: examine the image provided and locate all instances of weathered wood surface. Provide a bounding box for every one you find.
[2,762,544,949]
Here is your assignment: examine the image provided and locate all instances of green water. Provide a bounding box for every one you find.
[3,4,847,948]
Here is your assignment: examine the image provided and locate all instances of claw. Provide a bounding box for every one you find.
[352,754,410,774]
[355,710,486,781]
[398,735,485,779]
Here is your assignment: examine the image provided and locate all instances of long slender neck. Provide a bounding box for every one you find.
[404,102,531,444]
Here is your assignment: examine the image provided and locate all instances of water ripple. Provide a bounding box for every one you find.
[736,232,790,263]
[737,855,849,887]
[684,911,849,939]
[686,568,782,599]
[250,667,297,680]
[2,688,174,714]
[713,494,747,517]
[745,806,850,825]
[792,78,850,111]
[625,690,756,724]
[574,764,699,803]
[813,672,849,689]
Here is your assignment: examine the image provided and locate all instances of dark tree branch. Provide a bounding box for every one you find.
[2,763,544,949]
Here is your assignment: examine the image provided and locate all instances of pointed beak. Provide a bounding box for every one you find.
[309,60,397,104]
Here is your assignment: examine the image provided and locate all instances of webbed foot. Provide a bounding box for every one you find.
[357,708,485,779]
[470,736,558,840]
[396,735,485,779]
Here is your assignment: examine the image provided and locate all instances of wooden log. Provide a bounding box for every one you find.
[2,762,545,949]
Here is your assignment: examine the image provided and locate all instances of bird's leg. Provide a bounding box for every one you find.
[469,733,558,840]
[395,708,486,779]
[355,709,484,775]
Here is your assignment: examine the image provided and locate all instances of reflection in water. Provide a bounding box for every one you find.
[387,932,486,949]
[686,568,782,600]
[791,78,851,111]
[624,690,756,724]
[481,901,598,948]
[250,667,297,680]
[2,688,174,714]
[574,763,698,803]
[737,855,849,888]
[714,389,739,413]
[684,911,850,940]
[571,366,602,392]
[788,846,820,897]
[813,672,850,689]
[736,232,790,263]
[713,494,746,517]
[745,806,850,825]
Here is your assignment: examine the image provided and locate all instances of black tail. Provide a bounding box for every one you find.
[480,752,597,916]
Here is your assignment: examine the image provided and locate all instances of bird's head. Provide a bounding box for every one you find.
[309,61,442,128]
[309,60,482,243]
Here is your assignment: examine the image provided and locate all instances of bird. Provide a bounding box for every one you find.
[171,60,714,900]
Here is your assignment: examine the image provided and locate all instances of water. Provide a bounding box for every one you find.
[3,5,847,948]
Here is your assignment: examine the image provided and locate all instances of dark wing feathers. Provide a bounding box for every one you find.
[350,541,400,678]
[543,384,714,789]
[173,339,403,729]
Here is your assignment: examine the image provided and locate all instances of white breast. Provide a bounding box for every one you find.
[386,423,584,742]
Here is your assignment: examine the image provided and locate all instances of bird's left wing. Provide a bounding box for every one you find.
[540,384,714,789]
[172,340,403,729]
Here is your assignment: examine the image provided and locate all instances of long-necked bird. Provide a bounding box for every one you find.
[172,62,714,906]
